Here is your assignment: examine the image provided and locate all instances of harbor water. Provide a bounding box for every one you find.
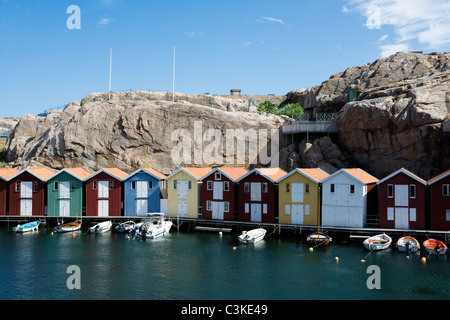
[0,227,449,300]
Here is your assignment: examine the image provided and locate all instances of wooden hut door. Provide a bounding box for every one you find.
[212,201,224,220]
[136,199,148,216]
[291,204,303,224]
[98,181,109,216]
[59,182,71,217]
[136,181,148,216]
[291,183,304,203]
[395,208,409,229]
[250,203,262,222]
[20,182,33,216]
[177,200,187,217]
[213,182,223,200]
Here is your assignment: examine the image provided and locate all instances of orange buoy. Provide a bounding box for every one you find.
[72,233,76,238]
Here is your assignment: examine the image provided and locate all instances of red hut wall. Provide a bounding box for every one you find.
[201,173,237,221]
[8,172,46,216]
[429,175,450,231]
[238,173,277,223]
[378,172,426,230]
[0,180,7,216]
[85,172,122,217]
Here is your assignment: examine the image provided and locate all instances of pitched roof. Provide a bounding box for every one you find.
[64,168,92,180]
[27,167,56,181]
[183,167,213,180]
[377,168,426,185]
[143,168,166,180]
[0,168,20,181]
[238,167,287,183]
[342,168,379,184]
[277,168,329,184]
[427,169,450,185]
[87,168,129,181]
[201,167,249,182]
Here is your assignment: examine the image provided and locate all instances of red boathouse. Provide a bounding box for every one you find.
[0,168,20,216]
[428,170,450,231]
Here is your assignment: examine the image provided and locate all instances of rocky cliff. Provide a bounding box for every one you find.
[5,91,287,174]
[284,51,450,179]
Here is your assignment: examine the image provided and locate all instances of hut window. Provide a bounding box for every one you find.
[286,183,290,192]
[224,202,229,212]
[206,201,212,211]
[188,181,192,189]
[305,184,309,193]
[245,203,249,213]
[149,181,153,189]
[330,184,335,193]
[54,181,59,191]
[410,208,416,221]
[110,181,114,190]
[131,181,136,190]
[224,181,229,191]
[410,185,416,198]
[305,205,310,216]
[350,185,355,194]
[262,183,268,193]
[387,184,393,198]
[285,204,290,215]
[215,172,221,180]
[443,184,450,196]
[15,181,20,192]
[174,180,177,189]
[207,181,213,190]
[263,204,267,214]
[244,182,249,193]
[33,181,38,193]
[93,181,97,190]
[446,210,450,221]
[387,208,394,220]
[71,181,76,190]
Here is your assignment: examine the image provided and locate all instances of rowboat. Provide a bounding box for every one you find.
[423,239,448,255]
[54,220,82,233]
[13,221,40,233]
[89,221,112,234]
[238,228,266,244]
[363,233,392,251]
[307,233,332,246]
[115,221,136,233]
[396,236,420,253]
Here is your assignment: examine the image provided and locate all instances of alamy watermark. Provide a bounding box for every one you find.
[366,5,381,30]
[66,265,81,290]
[66,5,81,30]
[171,121,280,168]
[366,265,381,290]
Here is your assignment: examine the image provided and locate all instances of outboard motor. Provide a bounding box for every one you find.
[139,224,148,240]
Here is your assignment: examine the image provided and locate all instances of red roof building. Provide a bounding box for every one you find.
[428,170,450,231]
[0,168,20,216]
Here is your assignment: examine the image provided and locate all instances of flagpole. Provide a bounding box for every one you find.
[109,48,112,101]
[173,45,176,103]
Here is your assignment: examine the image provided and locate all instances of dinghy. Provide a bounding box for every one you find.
[13,221,40,233]
[89,221,112,234]
[396,236,420,253]
[115,221,136,233]
[307,233,332,246]
[54,220,82,233]
[363,233,392,251]
[238,228,266,244]
[423,239,447,255]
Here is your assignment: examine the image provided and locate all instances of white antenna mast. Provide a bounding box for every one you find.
[109,48,112,101]
[172,45,176,103]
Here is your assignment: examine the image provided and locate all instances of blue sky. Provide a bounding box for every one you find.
[0,0,449,118]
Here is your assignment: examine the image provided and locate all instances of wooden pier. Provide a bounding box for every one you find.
[1,216,449,244]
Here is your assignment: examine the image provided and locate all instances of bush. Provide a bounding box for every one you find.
[274,103,303,118]
[257,101,278,114]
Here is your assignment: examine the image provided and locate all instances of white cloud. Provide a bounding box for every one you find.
[379,43,410,57]
[344,0,450,57]
[378,34,389,42]
[261,16,284,24]
[97,17,115,28]
[185,31,205,38]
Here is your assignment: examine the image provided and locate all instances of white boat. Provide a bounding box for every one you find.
[89,221,112,234]
[307,232,332,246]
[136,213,173,240]
[54,220,82,233]
[115,221,136,233]
[363,233,392,251]
[238,228,266,244]
[13,221,40,233]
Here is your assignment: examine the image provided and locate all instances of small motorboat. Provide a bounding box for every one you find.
[396,236,420,253]
[115,221,136,233]
[423,239,448,255]
[363,233,392,251]
[307,232,332,246]
[136,214,172,240]
[54,220,82,233]
[238,228,266,244]
[89,221,112,234]
[13,221,40,233]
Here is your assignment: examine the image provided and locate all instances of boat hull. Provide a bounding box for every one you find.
[363,234,392,251]
[13,221,40,233]
[89,221,112,234]
[146,221,173,239]
[115,221,136,233]
[238,228,266,244]
[54,221,82,233]
[423,239,447,255]
[396,236,420,253]
[307,233,332,246]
